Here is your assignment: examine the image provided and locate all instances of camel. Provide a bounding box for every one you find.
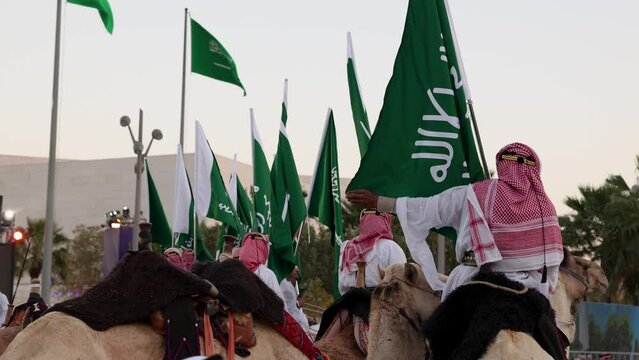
[0,310,308,360]
[314,263,443,360]
[479,253,609,360]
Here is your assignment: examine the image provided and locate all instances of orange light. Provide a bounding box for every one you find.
[12,227,27,244]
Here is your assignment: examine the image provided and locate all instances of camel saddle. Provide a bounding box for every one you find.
[423,272,568,360]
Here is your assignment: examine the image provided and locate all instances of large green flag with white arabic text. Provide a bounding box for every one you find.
[307,109,344,299]
[347,0,484,201]
[191,18,245,95]
[68,0,114,34]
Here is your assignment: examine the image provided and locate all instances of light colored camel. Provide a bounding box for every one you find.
[367,263,442,360]
[314,263,443,360]
[0,311,308,360]
[0,327,20,356]
[480,255,609,360]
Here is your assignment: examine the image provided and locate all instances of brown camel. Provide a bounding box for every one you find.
[0,311,308,360]
[314,263,443,360]
[480,254,609,360]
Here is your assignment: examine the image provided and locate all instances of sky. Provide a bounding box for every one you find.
[1,0,639,215]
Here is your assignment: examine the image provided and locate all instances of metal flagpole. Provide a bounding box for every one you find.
[179,8,189,148]
[468,100,490,179]
[132,109,144,251]
[443,0,490,179]
[192,137,197,258]
[42,0,65,303]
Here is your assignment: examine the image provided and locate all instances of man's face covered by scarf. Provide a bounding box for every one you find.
[493,142,555,223]
[238,232,270,272]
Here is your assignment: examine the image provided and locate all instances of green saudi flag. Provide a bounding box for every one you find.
[347,0,484,201]
[271,80,307,244]
[307,109,344,299]
[68,0,114,34]
[251,110,297,281]
[346,32,372,158]
[172,146,214,261]
[229,155,256,234]
[144,160,172,250]
[195,121,244,236]
[191,18,245,95]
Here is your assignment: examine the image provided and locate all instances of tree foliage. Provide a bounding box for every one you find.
[65,225,103,291]
[559,156,639,304]
[14,218,69,285]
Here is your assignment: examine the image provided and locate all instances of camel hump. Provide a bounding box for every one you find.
[481,330,553,360]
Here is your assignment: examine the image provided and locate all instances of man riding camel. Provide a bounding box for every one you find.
[238,232,285,301]
[347,142,564,300]
[338,209,406,295]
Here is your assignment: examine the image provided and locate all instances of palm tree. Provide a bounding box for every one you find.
[14,218,70,285]
[559,157,639,304]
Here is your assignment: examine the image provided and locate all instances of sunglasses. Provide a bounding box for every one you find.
[500,152,536,166]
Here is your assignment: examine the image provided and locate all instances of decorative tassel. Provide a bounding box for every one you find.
[203,314,215,356]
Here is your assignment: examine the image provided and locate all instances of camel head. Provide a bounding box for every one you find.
[372,263,441,332]
[552,248,609,342]
[560,248,609,301]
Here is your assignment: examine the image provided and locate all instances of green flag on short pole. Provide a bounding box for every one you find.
[346,32,371,158]
[144,160,172,250]
[307,109,344,299]
[251,110,297,281]
[347,0,485,201]
[271,80,307,245]
[173,145,214,261]
[195,122,244,236]
[191,18,245,95]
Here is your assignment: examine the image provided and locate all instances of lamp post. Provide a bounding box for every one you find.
[120,109,163,251]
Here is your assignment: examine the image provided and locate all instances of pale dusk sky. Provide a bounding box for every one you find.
[1,0,638,215]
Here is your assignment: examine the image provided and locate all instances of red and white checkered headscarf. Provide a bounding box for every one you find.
[341,211,394,272]
[239,232,270,272]
[473,143,563,271]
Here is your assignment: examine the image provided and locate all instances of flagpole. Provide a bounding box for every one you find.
[42,0,65,304]
[179,8,188,148]
[193,141,198,257]
[468,100,490,178]
[443,0,490,179]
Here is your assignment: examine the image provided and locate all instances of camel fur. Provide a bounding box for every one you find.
[367,263,441,360]
[0,311,308,360]
[480,253,608,360]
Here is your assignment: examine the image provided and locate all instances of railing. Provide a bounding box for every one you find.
[302,302,325,321]
[570,351,639,360]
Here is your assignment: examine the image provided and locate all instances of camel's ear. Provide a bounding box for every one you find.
[378,266,386,281]
[404,263,417,284]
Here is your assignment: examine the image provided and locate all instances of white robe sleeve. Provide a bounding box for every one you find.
[280,280,298,313]
[257,265,285,301]
[396,185,501,291]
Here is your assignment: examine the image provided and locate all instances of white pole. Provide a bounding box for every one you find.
[42,0,65,303]
[132,109,143,251]
[436,234,446,273]
[179,8,188,148]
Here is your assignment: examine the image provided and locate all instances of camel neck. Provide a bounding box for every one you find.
[550,277,576,342]
[367,306,426,360]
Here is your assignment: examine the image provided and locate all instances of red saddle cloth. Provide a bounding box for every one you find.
[265,311,326,360]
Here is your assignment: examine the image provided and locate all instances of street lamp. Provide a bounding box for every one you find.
[119,109,163,251]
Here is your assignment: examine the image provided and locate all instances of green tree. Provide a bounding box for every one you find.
[15,218,69,284]
[65,225,103,291]
[560,156,639,304]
